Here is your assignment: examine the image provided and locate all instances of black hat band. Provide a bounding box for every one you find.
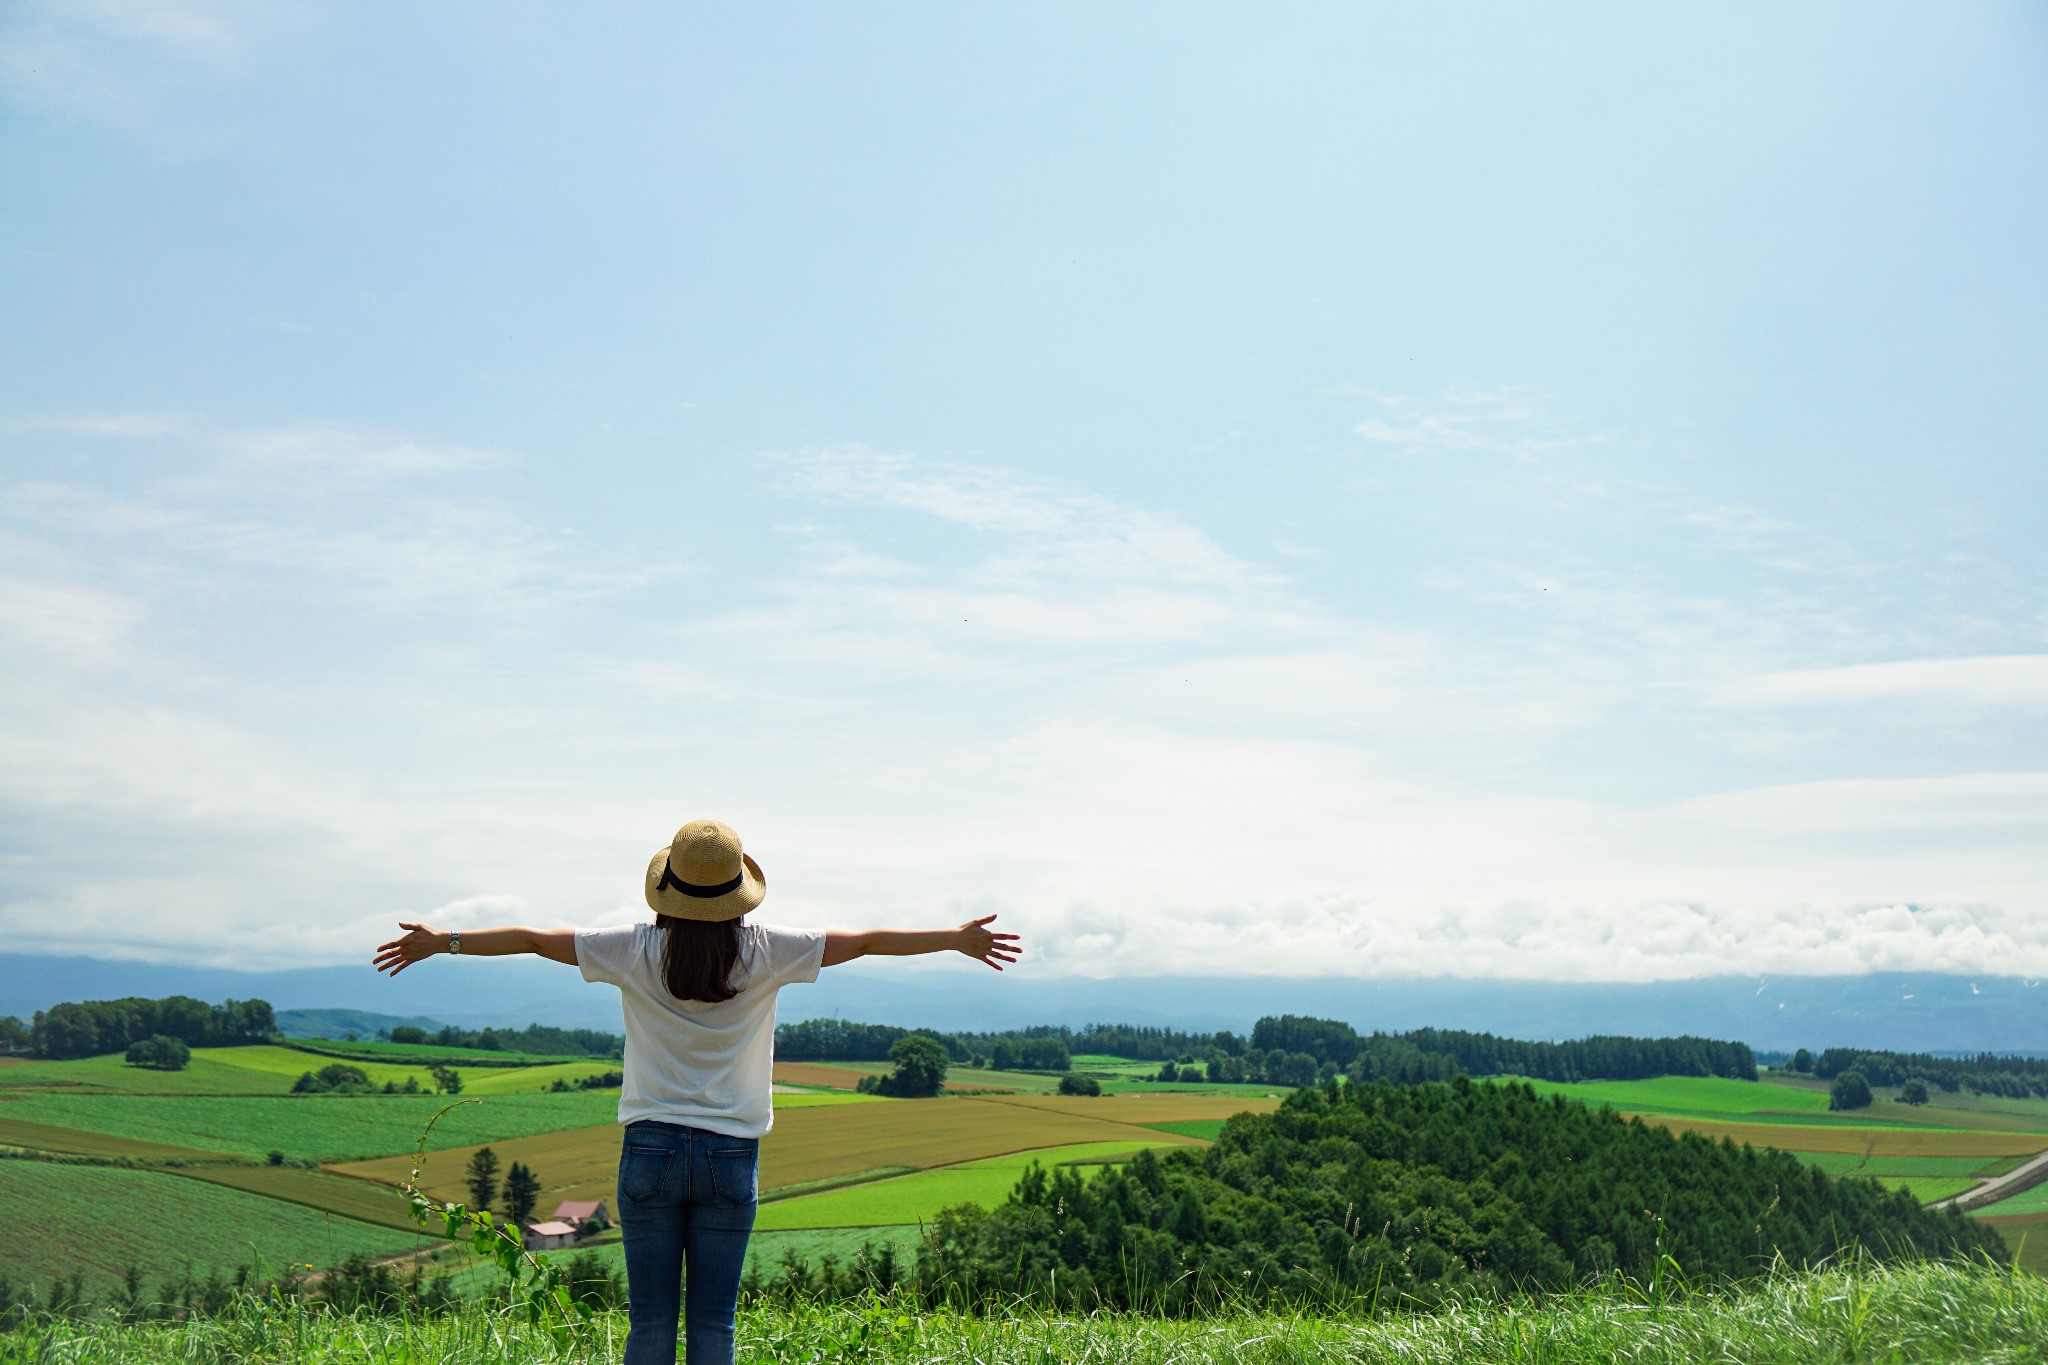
[658,857,744,899]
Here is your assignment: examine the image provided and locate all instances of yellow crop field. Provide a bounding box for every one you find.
[976,1093,1283,1126]
[333,1094,1213,1213]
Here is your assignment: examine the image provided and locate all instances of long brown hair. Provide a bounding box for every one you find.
[656,915,744,1003]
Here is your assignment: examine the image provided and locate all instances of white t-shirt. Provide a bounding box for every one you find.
[575,920,825,1138]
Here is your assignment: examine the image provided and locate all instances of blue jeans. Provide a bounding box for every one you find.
[616,1120,759,1365]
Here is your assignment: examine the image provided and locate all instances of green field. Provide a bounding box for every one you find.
[285,1038,600,1066]
[1872,1176,1978,1202]
[1142,1118,1228,1142]
[0,1090,624,1162]
[0,1045,622,1097]
[1797,1152,2022,1179]
[1485,1074,2048,1213]
[170,1164,438,1234]
[0,1162,433,1290]
[1978,1180,2048,1216]
[754,1140,1182,1231]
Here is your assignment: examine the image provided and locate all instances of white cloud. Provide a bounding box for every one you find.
[1711,655,2048,710]
[1350,388,1585,462]
[768,446,1269,590]
[1,419,2042,980]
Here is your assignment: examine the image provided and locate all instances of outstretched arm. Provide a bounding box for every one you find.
[373,923,578,976]
[822,914,1021,971]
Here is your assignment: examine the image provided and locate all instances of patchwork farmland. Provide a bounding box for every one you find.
[6,1032,2048,1295]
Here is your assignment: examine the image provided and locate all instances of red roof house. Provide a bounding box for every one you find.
[554,1199,610,1228]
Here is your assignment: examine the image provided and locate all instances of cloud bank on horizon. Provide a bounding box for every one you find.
[1,3,2042,980]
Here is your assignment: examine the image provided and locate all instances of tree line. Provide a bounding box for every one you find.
[383,1022,622,1057]
[1806,1047,2048,1100]
[906,1077,2001,1310]
[19,995,276,1060]
[777,1014,1757,1086]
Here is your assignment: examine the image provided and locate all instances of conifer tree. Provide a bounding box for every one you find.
[466,1147,500,1211]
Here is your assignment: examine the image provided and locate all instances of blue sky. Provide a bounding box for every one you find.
[1,2,2043,980]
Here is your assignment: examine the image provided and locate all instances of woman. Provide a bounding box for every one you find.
[373,818,1021,1365]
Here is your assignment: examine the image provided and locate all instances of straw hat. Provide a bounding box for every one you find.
[643,819,766,921]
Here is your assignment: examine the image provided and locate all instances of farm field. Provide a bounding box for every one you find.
[171,1164,434,1234]
[0,1113,224,1160]
[0,1089,623,1162]
[0,1045,621,1098]
[337,1093,1235,1216]
[754,1139,1192,1231]
[1490,1074,2048,1224]
[1976,1180,2048,1217]
[1875,1176,1978,1202]
[770,1061,1071,1093]
[1979,1209,2048,1275]
[286,1038,599,1066]
[0,1162,434,1289]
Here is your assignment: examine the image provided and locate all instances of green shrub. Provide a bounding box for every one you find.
[123,1036,190,1071]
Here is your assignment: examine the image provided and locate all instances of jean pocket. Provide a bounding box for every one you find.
[620,1145,673,1203]
[707,1146,758,1206]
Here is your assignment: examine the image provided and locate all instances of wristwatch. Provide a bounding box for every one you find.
[448,932,462,956]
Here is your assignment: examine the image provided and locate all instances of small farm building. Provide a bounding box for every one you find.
[522,1221,577,1251]
[554,1199,609,1228]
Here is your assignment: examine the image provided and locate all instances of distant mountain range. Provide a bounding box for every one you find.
[2,952,2043,1054]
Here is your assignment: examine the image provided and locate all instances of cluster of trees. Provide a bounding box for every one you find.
[912,1078,2002,1309]
[384,1023,622,1057]
[288,1062,461,1095]
[857,1037,951,1097]
[780,1015,1755,1088]
[1805,1047,2048,1100]
[546,1070,623,1092]
[24,995,276,1060]
[123,1035,191,1070]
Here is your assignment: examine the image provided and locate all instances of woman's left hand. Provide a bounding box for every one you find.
[373,922,446,976]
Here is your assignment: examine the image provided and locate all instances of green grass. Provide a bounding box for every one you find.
[437,1225,929,1299]
[3,1258,2042,1363]
[0,1162,435,1290]
[0,1090,624,1162]
[754,1141,1185,1231]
